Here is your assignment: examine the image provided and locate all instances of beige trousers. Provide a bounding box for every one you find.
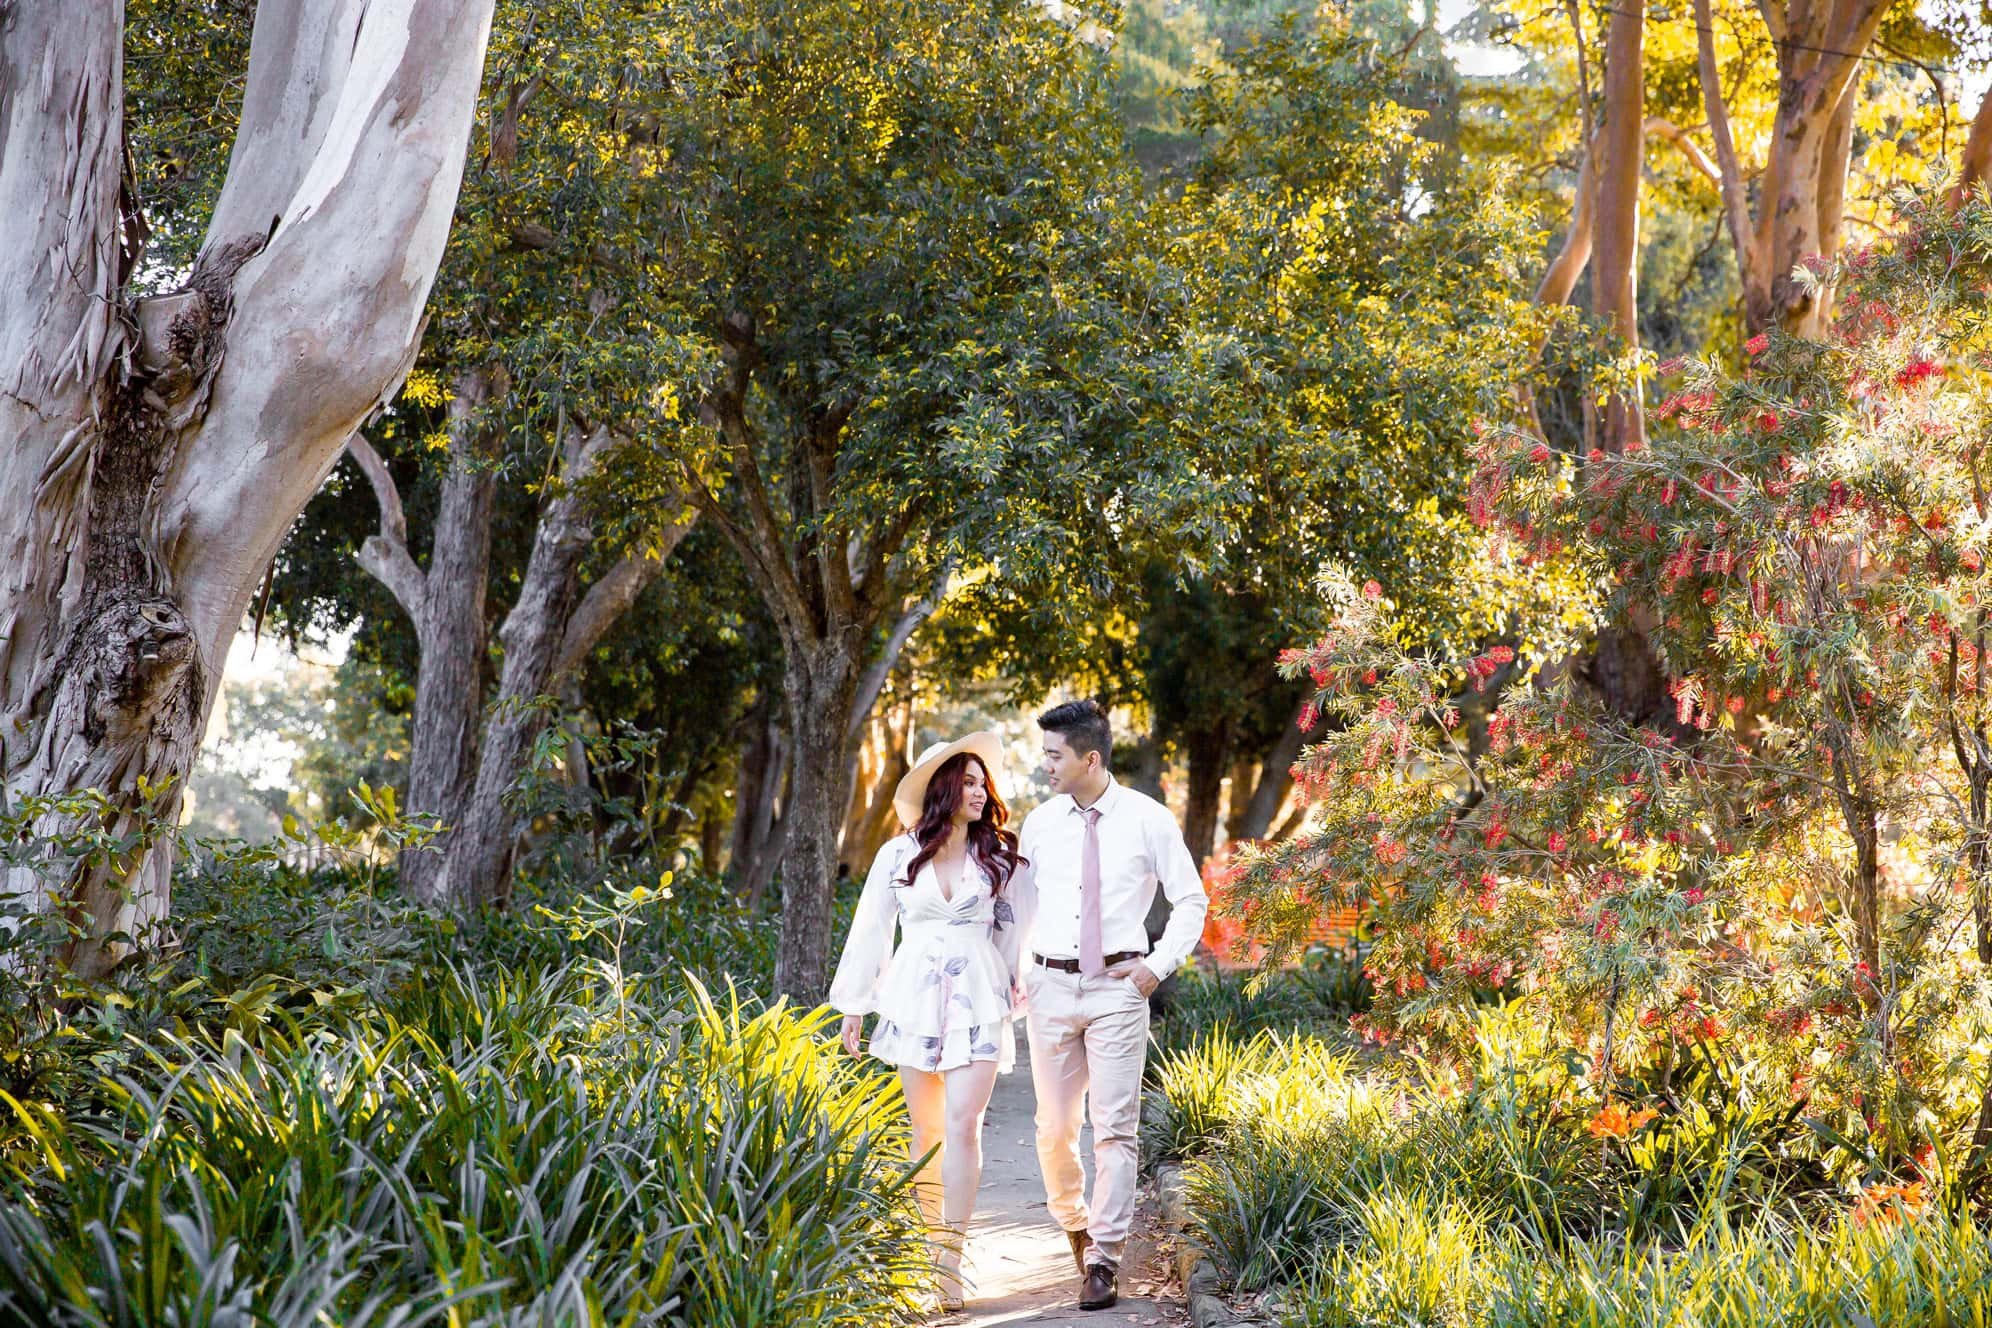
[1024,963,1150,1267]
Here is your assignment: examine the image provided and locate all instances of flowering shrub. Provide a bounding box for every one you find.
[1227,192,1992,1176]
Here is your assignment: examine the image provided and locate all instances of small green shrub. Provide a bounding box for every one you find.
[1154,949,1370,1055]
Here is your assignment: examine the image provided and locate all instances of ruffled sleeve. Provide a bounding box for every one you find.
[828,835,909,1015]
[996,855,1036,998]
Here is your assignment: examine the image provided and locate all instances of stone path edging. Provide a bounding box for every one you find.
[1153,1163,1271,1328]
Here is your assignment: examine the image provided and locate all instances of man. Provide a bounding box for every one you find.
[1017,699,1208,1310]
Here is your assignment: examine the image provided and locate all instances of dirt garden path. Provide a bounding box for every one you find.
[943,1044,1188,1328]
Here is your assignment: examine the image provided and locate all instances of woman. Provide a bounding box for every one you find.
[829,731,1031,1311]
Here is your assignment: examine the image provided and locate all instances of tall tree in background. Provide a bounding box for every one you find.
[1126,7,1551,864]
[336,2,699,908]
[1487,0,1973,342]
[0,0,494,971]
[636,0,1154,1000]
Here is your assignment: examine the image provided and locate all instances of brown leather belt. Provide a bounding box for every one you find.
[1034,951,1145,973]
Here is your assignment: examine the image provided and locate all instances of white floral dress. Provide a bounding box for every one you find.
[828,832,1028,1073]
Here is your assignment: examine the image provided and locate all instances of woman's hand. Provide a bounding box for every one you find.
[840,1014,865,1058]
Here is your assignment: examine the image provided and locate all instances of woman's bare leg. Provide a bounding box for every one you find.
[934,1058,1001,1301]
[898,1066,946,1230]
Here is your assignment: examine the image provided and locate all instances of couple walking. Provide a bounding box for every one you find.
[829,699,1208,1313]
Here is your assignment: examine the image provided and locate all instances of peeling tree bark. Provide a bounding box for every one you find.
[0,0,496,971]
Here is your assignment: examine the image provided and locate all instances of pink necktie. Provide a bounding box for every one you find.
[1079,807,1104,976]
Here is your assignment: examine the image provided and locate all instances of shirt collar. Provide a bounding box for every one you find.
[1069,775,1121,819]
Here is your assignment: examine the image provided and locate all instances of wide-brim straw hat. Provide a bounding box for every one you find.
[892,731,1006,829]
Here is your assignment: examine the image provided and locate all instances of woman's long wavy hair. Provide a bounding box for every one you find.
[900,753,1025,895]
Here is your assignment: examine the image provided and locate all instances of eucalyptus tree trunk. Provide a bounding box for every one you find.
[1688,0,1892,334]
[443,426,615,907]
[840,691,913,878]
[1591,0,1644,455]
[1234,702,1312,843]
[1951,85,1992,210]
[0,0,494,972]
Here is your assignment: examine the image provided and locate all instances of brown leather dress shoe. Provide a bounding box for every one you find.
[1079,1259,1118,1310]
[1065,1227,1090,1275]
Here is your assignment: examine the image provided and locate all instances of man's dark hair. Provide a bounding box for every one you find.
[1038,698,1113,766]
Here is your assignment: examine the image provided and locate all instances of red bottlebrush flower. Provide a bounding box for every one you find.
[1683,886,1704,905]
[1756,410,1781,434]
[1372,833,1408,865]
[1483,821,1508,850]
[1701,587,1719,606]
[1725,695,1746,714]
[1375,697,1398,717]
[1297,702,1320,732]
[1363,668,1379,685]
[1765,687,1783,704]
[1895,357,1942,388]
[1745,332,1769,356]
[1964,549,1984,571]
[1547,831,1567,853]
[1487,645,1515,665]
[1529,442,1552,464]
[1362,579,1383,600]
[1925,508,1948,532]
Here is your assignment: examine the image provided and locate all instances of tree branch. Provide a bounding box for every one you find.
[806,407,858,629]
[846,561,951,745]
[346,434,428,623]
[201,0,372,254]
[699,318,815,637]
[1534,131,1600,307]
[852,505,922,624]
[1645,117,1720,188]
[551,516,696,680]
[163,0,499,650]
[1691,0,1762,293]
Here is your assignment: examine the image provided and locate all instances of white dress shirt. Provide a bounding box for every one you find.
[1016,776,1208,978]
